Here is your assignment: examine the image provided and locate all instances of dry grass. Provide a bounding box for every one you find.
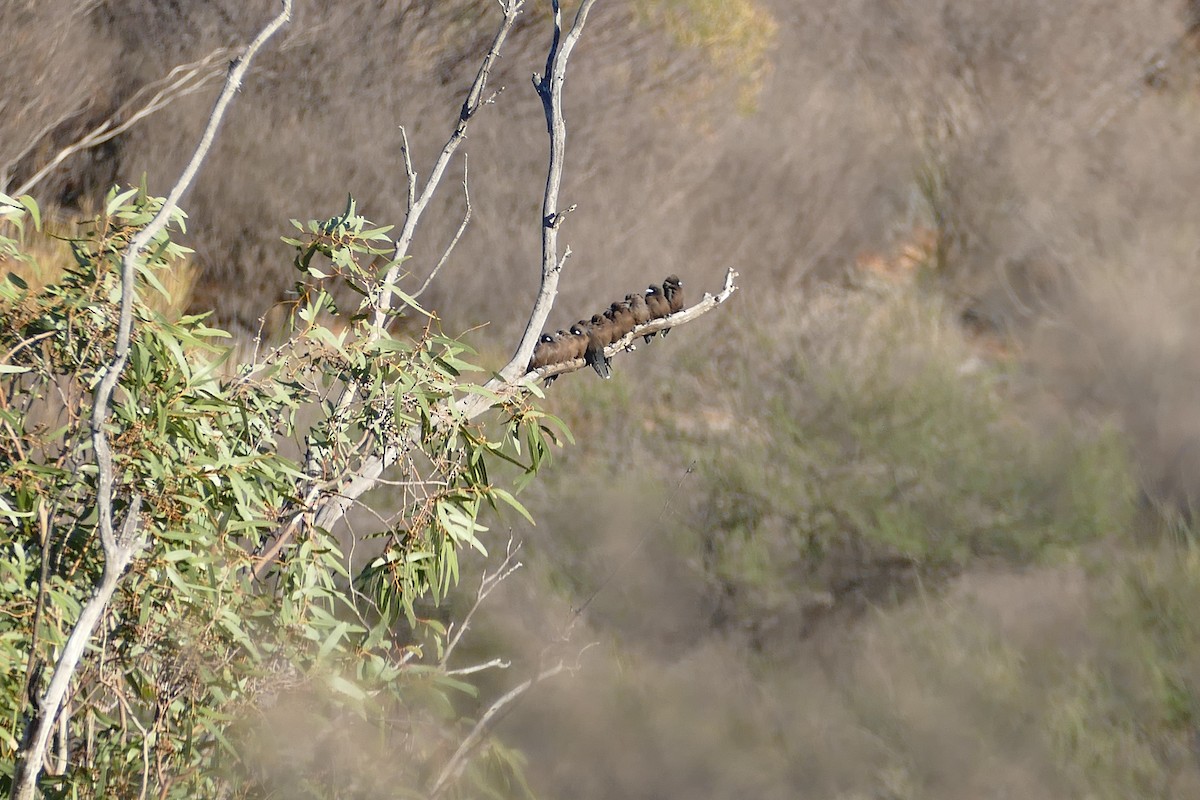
[0,210,197,318]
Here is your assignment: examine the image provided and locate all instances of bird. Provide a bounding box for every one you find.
[527,333,557,372]
[584,314,614,379]
[627,292,651,325]
[627,292,653,342]
[645,284,671,319]
[605,299,636,341]
[663,274,684,313]
[564,324,588,361]
[645,283,671,338]
[554,329,575,361]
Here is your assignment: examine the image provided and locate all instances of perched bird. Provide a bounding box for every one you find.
[645,284,671,319]
[626,292,653,343]
[645,283,672,338]
[627,292,651,325]
[527,333,557,371]
[605,300,636,340]
[554,330,574,360]
[663,275,685,313]
[564,324,588,361]
[584,314,614,379]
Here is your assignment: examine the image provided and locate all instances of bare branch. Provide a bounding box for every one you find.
[398,125,416,215]
[500,0,601,383]
[529,267,741,383]
[12,47,234,198]
[372,1,523,329]
[414,155,472,300]
[427,661,571,799]
[9,4,292,797]
[442,538,522,665]
[444,658,511,677]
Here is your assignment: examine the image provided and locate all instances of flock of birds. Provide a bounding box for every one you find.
[528,275,685,379]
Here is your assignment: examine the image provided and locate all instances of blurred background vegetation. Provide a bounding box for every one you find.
[7,0,1200,796]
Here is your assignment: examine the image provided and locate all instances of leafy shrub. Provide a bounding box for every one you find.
[0,188,558,798]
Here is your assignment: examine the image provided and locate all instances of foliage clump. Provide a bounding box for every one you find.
[0,189,559,797]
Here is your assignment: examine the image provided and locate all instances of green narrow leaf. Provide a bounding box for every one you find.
[490,488,535,525]
[329,674,368,701]
[18,195,40,230]
[317,620,351,661]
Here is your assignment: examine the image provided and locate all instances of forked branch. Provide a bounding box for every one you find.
[499,0,600,383]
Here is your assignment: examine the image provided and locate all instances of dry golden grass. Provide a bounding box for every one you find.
[0,209,197,318]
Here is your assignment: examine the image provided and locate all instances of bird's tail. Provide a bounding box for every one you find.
[585,345,612,379]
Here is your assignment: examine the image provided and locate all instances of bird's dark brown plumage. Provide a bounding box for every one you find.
[565,324,588,361]
[645,285,670,319]
[528,333,556,371]
[663,275,684,314]
[606,300,636,341]
[645,284,672,339]
[584,315,613,379]
[627,293,651,325]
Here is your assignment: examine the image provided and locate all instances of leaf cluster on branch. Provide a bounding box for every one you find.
[0,1,737,796]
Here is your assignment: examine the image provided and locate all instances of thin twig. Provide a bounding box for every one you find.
[13,47,233,198]
[372,1,523,330]
[442,538,522,665]
[445,658,512,677]
[414,155,471,300]
[426,661,569,798]
[399,125,416,215]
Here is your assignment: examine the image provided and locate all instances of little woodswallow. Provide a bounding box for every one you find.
[528,332,556,371]
[645,284,671,338]
[645,284,671,318]
[584,314,614,379]
[627,291,654,343]
[663,274,684,313]
[627,292,651,325]
[605,299,636,341]
[565,324,589,361]
[657,276,683,337]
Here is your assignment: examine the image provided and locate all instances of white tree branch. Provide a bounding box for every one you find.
[9,4,292,797]
[427,661,570,799]
[371,1,523,330]
[528,267,741,382]
[499,0,600,384]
